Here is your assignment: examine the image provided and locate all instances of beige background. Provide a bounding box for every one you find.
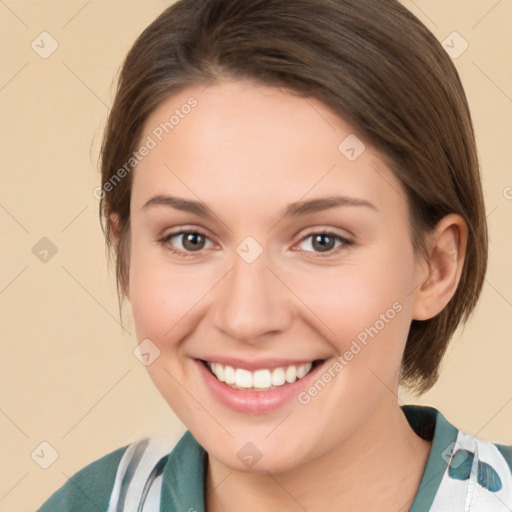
[1,1,511,510]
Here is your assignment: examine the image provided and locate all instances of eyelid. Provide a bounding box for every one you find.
[160,224,213,238]
[294,224,354,240]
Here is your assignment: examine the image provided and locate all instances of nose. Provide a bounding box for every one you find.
[212,249,293,344]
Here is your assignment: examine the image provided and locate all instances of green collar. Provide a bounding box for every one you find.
[160,428,208,511]
[402,404,459,511]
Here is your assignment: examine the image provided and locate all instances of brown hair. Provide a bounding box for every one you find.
[99,0,488,395]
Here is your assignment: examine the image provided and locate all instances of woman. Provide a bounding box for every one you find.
[38,0,512,510]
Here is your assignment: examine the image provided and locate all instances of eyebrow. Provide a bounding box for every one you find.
[141,194,378,217]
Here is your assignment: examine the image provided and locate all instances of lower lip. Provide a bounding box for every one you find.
[194,358,326,414]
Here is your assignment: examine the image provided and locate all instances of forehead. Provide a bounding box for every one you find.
[131,80,406,218]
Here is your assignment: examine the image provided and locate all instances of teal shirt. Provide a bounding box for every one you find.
[37,405,512,511]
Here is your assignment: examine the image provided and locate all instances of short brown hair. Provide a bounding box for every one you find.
[99,0,488,395]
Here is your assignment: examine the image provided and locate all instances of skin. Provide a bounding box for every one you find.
[117,79,467,511]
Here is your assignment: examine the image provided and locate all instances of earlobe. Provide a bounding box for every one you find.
[412,214,467,321]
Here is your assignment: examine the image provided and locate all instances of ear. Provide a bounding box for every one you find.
[412,213,467,321]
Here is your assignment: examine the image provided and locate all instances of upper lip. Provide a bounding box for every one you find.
[197,357,325,371]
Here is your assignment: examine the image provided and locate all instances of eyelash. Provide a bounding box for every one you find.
[157,229,354,259]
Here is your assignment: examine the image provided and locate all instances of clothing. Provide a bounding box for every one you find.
[37,404,512,511]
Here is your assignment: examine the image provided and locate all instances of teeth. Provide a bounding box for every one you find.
[253,369,271,388]
[224,365,235,384]
[285,366,296,383]
[207,361,314,390]
[235,368,253,388]
[271,367,286,386]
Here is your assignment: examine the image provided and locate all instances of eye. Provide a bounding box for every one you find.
[158,229,214,257]
[295,231,353,256]
[157,228,354,258]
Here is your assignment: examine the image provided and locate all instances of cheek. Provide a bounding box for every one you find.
[283,243,415,370]
[128,238,219,350]
[129,238,183,340]
[127,245,206,414]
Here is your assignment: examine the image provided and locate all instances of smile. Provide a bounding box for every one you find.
[202,360,323,391]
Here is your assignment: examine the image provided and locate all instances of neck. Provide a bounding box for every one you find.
[205,402,432,512]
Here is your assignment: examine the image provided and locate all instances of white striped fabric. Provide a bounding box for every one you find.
[107,435,181,512]
[429,431,512,511]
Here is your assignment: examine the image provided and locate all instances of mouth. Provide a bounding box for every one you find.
[199,359,325,392]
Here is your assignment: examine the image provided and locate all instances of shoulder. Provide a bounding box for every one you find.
[37,434,186,512]
[37,443,129,512]
[431,427,512,511]
[403,405,512,511]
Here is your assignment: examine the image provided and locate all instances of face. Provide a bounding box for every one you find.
[127,80,426,473]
